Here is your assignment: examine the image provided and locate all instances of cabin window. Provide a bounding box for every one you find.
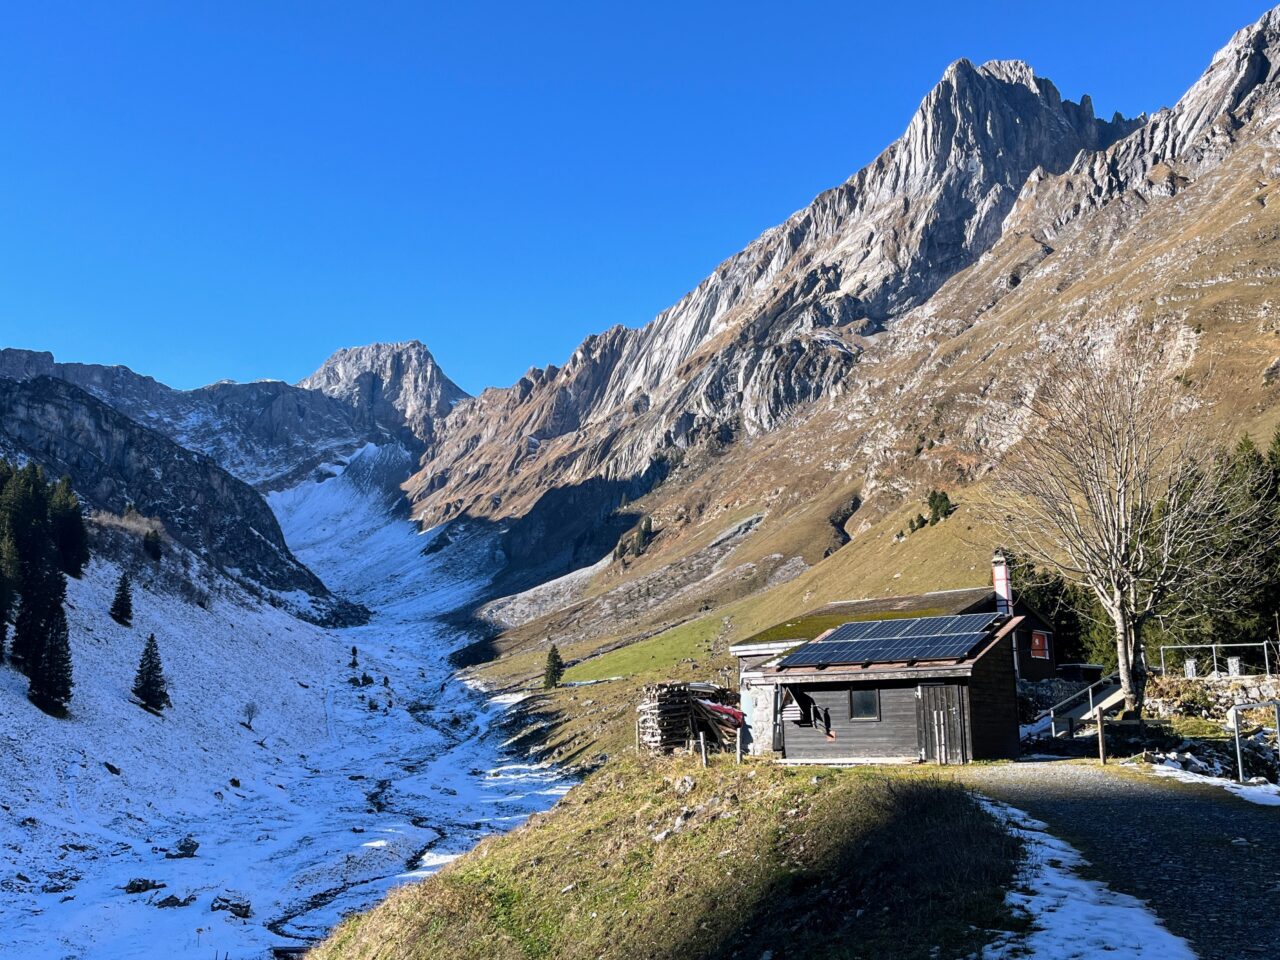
[848,688,880,721]
[1031,631,1051,660]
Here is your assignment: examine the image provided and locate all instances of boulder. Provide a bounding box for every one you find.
[155,893,196,908]
[211,893,252,919]
[164,836,199,859]
[124,878,165,894]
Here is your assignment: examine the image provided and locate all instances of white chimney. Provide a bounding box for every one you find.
[992,550,1013,617]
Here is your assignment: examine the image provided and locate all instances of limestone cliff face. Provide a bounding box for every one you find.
[398,8,1280,596]
[407,58,1142,531]
[0,376,359,622]
[1005,8,1280,244]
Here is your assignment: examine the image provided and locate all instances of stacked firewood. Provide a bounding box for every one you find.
[637,682,743,754]
[637,682,695,753]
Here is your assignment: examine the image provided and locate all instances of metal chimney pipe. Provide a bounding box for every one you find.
[992,550,1013,617]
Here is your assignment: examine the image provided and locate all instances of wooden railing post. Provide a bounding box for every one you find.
[1097,715,1106,765]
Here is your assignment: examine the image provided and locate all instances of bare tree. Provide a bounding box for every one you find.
[241,701,259,731]
[986,333,1273,714]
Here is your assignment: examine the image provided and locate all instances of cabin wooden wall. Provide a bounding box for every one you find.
[782,682,919,761]
[967,634,1021,759]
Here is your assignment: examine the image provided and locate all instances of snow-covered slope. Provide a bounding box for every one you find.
[0,444,565,959]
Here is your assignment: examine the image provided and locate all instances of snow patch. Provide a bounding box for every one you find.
[979,798,1195,959]
[1146,763,1280,806]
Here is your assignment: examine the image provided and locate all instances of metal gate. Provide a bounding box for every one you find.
[917,683,968,764]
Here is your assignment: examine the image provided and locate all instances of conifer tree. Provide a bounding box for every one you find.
[926,489,953,525]
[543,643,565,689]
[110,572,133,626]
[48,476,89,578]
[132,633,170,711]
[1,465,68,675]
[12,559,64,676]
[0,528,17,664]
[28,603,73,716]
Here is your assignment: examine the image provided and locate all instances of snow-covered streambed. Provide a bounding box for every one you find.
[0,445,567,958]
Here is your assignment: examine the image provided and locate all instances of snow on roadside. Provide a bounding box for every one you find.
[1145,762,1280,807]
[978,798,1196,959]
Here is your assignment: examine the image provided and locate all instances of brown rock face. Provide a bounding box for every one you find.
[398,8,1280,604]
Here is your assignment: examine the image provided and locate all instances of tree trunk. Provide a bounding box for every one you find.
[1111,611,1136,715]
[1112,611,1147,716]
[1129,620,1148,717]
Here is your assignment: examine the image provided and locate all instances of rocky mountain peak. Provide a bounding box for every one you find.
[1169,5,1280,145]
[407,53,1145,556]
[300,340,468,443]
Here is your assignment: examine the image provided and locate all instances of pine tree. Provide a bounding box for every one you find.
[926,489,953,525]
[12,559,64,676]
[110,572,133,626]
[48,476,89,578]
[28,603,73,716]
[132,633,170,711]
[0,527,17,664]
[543,643,565,689]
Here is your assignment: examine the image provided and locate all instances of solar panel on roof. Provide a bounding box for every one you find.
[776,612,1002,669]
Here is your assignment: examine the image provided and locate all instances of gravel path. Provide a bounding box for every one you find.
[960,761,1280,960]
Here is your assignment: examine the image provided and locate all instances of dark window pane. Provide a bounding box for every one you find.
[849,688,880,720]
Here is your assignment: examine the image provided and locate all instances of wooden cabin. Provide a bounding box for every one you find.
[729,553,1053,764]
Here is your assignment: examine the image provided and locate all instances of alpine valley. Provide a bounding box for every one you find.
[7,8,1280,959]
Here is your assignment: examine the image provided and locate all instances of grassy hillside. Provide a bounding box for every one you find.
[471,497,994,766]
[313,754,1022,960]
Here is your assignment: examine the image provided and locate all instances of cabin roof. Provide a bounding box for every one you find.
[760,617,1021,683]
[775,612,1003,669]
[733,586,995,649]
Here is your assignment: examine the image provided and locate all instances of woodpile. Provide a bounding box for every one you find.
[637,682,742,754]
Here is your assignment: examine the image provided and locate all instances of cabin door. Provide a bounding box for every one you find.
[917,684,968,764]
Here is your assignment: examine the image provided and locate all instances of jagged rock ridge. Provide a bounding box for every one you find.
[407,57,1143,539]
[0,376,357,621]
[0,349,390,490]
[0,341,468,490]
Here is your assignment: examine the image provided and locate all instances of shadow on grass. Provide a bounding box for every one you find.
[688,775,1025,960]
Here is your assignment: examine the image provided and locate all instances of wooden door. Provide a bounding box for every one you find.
[917,684,968,764]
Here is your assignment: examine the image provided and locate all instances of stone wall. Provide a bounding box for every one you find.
[1016,678,1094,722]
[1145,676,1280,721]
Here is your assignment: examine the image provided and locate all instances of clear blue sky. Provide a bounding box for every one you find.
[0,1,1273,394]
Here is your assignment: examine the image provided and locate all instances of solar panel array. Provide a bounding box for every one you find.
[777,613,1001,669]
